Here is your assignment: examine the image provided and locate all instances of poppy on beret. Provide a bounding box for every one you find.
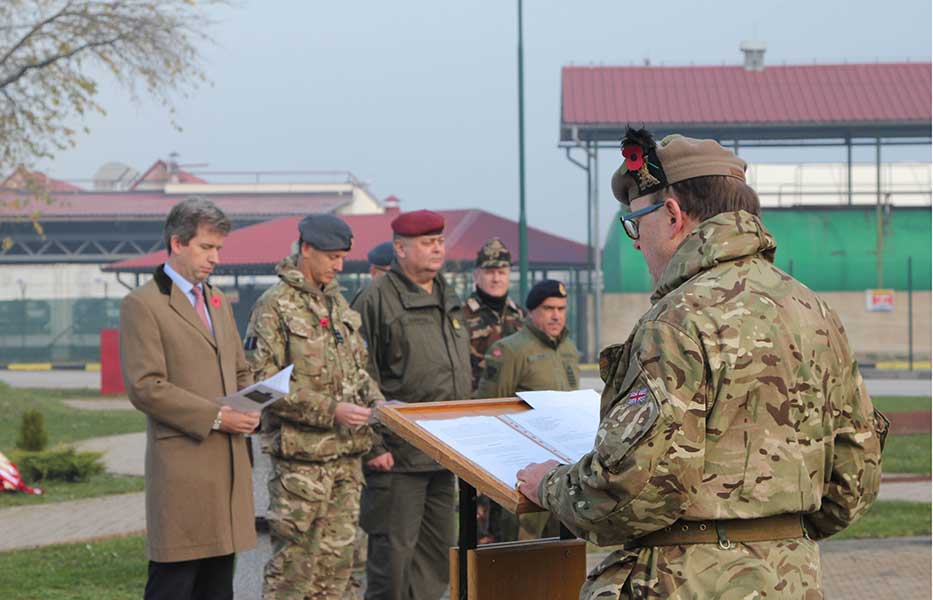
[391,210,445,237]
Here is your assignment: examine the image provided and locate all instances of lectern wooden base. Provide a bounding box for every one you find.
[449,539,587,600]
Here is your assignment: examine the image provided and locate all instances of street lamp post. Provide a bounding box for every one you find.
[517,0,529,300]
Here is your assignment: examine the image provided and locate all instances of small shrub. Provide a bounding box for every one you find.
[11,445,105,483]
[15,409,48,451]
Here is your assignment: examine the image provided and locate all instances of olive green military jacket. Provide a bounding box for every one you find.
[474,321,579,398]
[463,291,525,390]
[352,263,472,472]
[538,211,888,599]
[244,256,384,464]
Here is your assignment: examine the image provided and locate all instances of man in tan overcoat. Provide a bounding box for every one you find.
[120,197,259,600]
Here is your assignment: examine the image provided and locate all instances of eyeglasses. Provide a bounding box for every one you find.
[619,202,665,240]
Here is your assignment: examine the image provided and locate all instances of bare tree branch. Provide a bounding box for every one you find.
[0,0,229,171]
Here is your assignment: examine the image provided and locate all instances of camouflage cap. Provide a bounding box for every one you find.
[475,237,512,268]
[611,127,747,206]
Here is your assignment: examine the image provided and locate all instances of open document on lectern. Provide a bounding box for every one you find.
[220,364,294,412]
[416,389,601,489]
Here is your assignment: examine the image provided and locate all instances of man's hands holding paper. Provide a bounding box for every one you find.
[218,406,261,434]
[516,459,560,507]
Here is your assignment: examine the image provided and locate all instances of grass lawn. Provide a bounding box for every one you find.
[872,396,931,414]
[882,433,931,474]
[0,474,144,508]
[0,383,145,453]
[833,500,931,540]
[0,535,146,600]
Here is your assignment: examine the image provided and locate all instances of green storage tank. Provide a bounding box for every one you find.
[603,206,931,293]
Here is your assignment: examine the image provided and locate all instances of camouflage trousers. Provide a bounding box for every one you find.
[264,455,364,600]
[344,526,367,600]
[582,538,822,599]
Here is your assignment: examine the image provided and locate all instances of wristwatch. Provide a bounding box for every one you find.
[211,409,223,431]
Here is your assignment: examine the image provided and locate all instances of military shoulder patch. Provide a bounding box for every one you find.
[244,336,258,351]
[625,387,649,406]
[491,347,503,358]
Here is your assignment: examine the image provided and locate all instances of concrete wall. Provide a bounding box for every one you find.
[601,291,931,361]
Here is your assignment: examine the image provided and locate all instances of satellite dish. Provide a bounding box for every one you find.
[93,162,139,191]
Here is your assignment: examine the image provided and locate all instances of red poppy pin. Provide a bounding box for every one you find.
[319,317,330,327]
[622,143,644,171]
[210,295,222,308]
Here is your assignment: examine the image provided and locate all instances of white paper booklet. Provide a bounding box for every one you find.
[416,389,601,487]
[220,365,294,412]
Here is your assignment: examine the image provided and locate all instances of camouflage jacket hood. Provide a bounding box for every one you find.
[651,210,777,304]
[276,255,341,301]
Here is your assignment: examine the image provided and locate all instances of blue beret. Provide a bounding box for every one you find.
[367,241,395,267]
[298,214,353,251]
[526,279,568,311]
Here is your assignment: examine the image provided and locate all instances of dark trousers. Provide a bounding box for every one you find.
[144,553,235,600]
[361,470,455,600]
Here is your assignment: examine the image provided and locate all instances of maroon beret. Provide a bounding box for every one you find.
[391,209,445,237]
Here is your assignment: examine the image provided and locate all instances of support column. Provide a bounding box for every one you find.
[846,136,853,205]
[875,138,884,288]
[592,147,602,362]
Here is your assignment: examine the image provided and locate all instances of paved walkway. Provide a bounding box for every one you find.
[0,492,145,552]
[74,432,145,476]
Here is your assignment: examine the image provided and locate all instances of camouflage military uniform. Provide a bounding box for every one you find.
[245,255,384,600]
[464,293,525,390]
[537,211,888,599]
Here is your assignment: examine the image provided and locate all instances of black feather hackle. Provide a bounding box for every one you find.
[622,126,656,151]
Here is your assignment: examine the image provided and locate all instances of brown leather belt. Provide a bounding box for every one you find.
[626,514,806,550]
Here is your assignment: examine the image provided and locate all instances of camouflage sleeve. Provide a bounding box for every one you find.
[538,320,706,546]
[244,295,337,429]
[804,360,889,540]
[474,341,521,399]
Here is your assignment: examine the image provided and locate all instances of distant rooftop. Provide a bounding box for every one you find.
[561,61,932,142]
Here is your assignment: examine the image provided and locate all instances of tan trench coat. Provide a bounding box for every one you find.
[120,265,256,562]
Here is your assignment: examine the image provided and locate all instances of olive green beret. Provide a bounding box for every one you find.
[611,128,747,206]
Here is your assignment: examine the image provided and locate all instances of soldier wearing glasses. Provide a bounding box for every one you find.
[517,128,888,599]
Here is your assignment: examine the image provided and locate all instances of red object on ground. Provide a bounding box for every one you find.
[100,328,125,396]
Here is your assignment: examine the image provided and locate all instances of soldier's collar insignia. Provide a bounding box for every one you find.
[621,127,668,197]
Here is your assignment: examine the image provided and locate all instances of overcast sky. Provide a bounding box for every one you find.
[43,0,932,244]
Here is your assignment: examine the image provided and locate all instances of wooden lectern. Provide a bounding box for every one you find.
[378,398,587,600]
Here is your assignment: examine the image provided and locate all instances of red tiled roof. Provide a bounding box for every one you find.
[562,62,932,126]
[105,209,589,272]
[0,190,350,220]
[1,169,83,192]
